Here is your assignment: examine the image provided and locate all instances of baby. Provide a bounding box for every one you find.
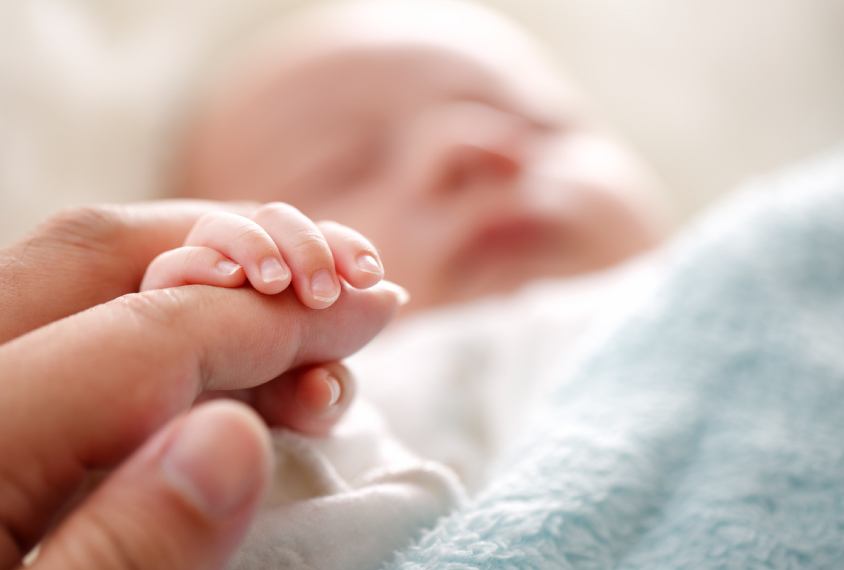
[139,203,395,436]
[138,1,675,566]
[142,0,672,464]
[168,0,670,313]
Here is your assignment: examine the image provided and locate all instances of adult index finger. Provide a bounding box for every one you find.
[0,280,401,565]
[0,200,258,344]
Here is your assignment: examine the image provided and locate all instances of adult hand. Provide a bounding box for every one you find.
[0,202,402,570]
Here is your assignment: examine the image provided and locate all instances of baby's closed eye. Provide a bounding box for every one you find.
[305,130,390,196]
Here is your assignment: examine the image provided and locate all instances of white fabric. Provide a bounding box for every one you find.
[351,254,662,493]
[229,255,661,570]
[226,401,466,570]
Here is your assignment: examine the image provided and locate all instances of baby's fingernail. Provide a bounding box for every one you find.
[217,260,241,276]
[311,269,340,303]
[356,253,383,276]
[296,371,342,415]
[260,257,289,283]
[325,375,341,407]
[375,280,411,306]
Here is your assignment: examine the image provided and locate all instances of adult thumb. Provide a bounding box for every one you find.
[30,401,272,570]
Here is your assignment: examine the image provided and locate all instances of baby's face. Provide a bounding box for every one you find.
[182,15,667,311]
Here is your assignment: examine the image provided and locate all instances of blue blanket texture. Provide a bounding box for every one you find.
[383,145,844,570]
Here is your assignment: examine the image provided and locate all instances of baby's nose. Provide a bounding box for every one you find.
[406,102,529,197]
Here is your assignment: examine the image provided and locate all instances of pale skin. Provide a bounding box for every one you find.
[0,3,672,569]
[140,201,395,432]
[179,0,670,312]
[0,201,403,570]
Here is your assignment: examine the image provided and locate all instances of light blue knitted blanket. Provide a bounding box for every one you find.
[383,145,844,570]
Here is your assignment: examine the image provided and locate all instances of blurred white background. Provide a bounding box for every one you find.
[1,0,843,246]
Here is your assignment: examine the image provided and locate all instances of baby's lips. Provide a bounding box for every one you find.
[370,280,410,306]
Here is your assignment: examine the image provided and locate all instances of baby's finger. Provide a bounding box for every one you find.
[184,211,291,295]
[140,246,246,291]
[317,220,384,289]
[252,203,340,309]
[250,361,355,437]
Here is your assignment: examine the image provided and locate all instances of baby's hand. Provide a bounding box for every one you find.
[140,202,384,308]
[139,203,388,436]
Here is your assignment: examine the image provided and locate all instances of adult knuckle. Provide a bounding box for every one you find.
[107,290,200,385]
[63,508,143,570]
[114,289,186,333]
[7,205,133,286]
[38,205,126,255]
[64,504,184,570]
[0,457,71,564]
[107,288,215,401]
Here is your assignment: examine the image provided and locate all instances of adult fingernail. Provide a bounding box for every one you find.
[260,257,289,283]
[216,259,241,276]
[356,253,383,277]
[311,268,340,303]
[161,403,269,519]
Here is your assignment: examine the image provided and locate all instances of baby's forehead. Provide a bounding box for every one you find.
[194,42,518,182]
[226,44,569,146]
[212,0,571,123]
[260,44,510,112]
